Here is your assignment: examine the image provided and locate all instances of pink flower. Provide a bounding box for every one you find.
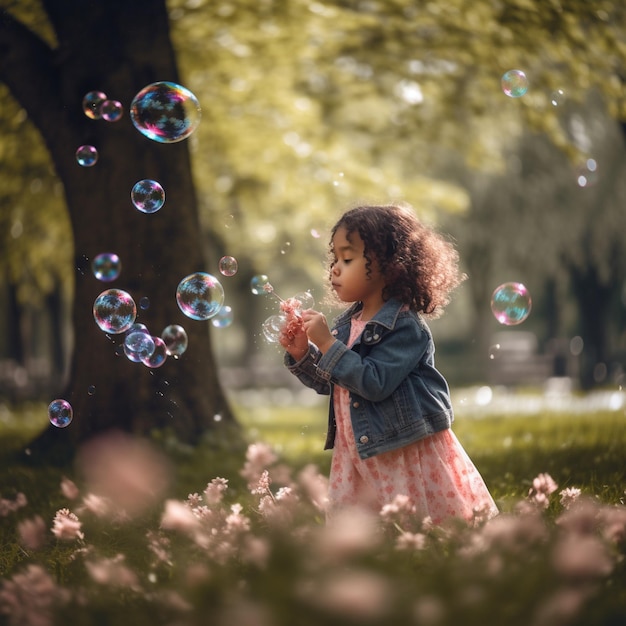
[160,499,201,535]
[250,469,271,496]
[204,477,228,505]
[551,534,613,580]
[528,473,558,509]
[559,487,582,509]
[396,531,427,551]
[17,516,47,551]
[0,492,27,517]
[60,477,79,500]
[297,464,329,512]
[85,554,140,590]
[0,564,68,626]
[51,509,84,542]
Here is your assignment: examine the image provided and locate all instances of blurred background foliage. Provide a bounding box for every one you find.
[1,0,625,395]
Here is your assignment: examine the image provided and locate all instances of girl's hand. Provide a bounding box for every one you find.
[302,309,335,354]
[279,312,309,361]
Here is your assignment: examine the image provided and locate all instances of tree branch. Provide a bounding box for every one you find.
[0,8,62,144]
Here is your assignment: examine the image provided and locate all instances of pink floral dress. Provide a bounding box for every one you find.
[328,317,498,524]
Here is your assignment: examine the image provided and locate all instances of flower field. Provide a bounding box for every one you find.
[0,400,625,625]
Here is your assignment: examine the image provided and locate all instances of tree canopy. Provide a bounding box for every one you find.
[1,0,625,402]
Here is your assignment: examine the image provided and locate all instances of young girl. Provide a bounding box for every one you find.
[279,203,498,524]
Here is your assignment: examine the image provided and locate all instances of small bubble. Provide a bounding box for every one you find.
[139,296,150,310]
[176,273,225,320]
[490,282,532,325]
[218,256,238,277]
[250,274,270,295]
[93,289,137,334]
[92,253,121,282]
[131,179,165,213]
[488,344,501,360]
[82,90,107,119]
[142,337,168,368]
[212,305,233,328]
[550,88,565,107]
[76,145,98,167]
[161,325,188,357]
[48,399,73,428]
[501,69,529,98]
[87,385,96,396]
[101,99,123,122]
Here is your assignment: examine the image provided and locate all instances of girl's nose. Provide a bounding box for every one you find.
[332,264,340,276]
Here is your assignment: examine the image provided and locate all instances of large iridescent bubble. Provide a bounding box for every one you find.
[131,179,165,214]
[93,289,137,334]
[48,399,73,428]
[130,81,201,143]
[490,282,532,326]
[176,272,224,320]
[92,252,121,282]
[161,324,188,357]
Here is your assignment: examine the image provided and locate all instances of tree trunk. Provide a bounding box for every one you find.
[0,0,236,460]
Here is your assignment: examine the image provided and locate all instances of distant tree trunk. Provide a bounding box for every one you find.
[569,263,612,390]
[0,0,236,460]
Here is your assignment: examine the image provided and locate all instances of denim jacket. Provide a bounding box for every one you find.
[284,298,454,460]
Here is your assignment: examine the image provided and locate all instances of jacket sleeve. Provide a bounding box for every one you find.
[283,344,331,396]
[314,321,427,401]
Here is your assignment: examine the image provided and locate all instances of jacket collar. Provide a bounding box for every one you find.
[333,298,405,330]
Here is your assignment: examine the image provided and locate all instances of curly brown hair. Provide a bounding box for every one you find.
[328,203,466,318]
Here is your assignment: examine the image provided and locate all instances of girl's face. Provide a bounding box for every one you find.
[330,226,386,307]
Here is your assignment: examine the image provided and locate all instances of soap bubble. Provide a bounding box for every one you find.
[501,69,528,98]
[124,325,155,360]
[488,344,501,360]
[576,158,598,188]
[93,288,137,334]
[142,337,167,368]
[101,99,124,122]
[130,81,201,143]
[161,324,188,357]
[131,179,165,213]
[139,297,150,310]
[48,399,73,428]
[92,252,121,282]
[491,282,532,325]
[550,89,566,107]
[250,274,270,295]
[212,305,233,328]
[82,90,107,119]
[87,385,96,396]
[293,291,315,310]
[262,314,286,343]
[218,255,238,277]
[176,272,224,320]
[76,145,98,167]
